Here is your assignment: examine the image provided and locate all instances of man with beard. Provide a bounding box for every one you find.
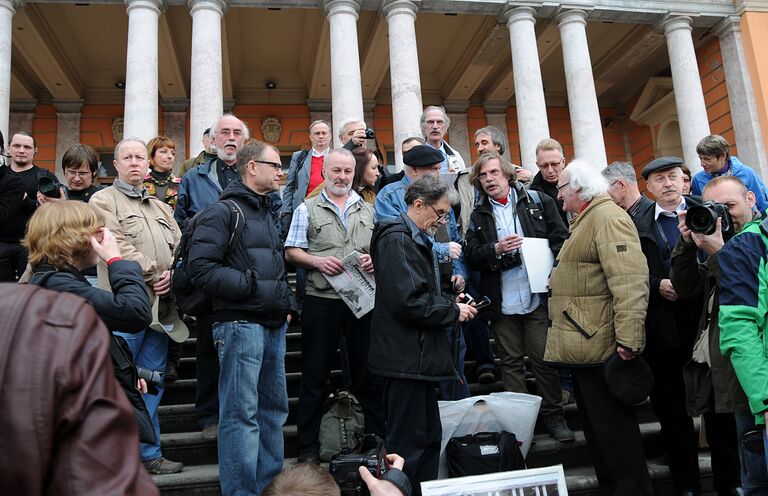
[285,148,384,463]
[421,106,466,174]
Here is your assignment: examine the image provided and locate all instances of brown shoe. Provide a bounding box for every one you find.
[143,457,184,475]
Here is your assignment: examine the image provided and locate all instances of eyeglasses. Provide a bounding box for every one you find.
[428,203,450,222]
[556,182,570,191]
[538,160,563,169]
[253,160,283,171]
[65,170,92,178]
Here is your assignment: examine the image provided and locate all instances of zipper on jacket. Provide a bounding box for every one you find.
[563,310,594,339]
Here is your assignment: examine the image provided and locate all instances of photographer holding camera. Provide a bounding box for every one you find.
[673,175,767,493]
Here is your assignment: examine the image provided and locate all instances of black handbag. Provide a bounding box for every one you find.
[445,431,525,477]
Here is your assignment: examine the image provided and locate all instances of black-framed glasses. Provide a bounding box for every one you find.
[253,160,283,171]
[428,203,450,222]
[556,182,570,191]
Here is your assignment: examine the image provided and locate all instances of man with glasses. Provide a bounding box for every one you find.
[421,106,466,174]
[187,140,295,495]
[530,138,568,225]
[284,148,384,464]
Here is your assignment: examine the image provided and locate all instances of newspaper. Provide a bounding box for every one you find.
[322,251,376,318]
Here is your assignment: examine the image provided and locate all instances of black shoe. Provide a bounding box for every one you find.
[143,457,184,475]
[297,451,320,464]
[478,370,496,384]
[544,414,576,442]
[164,361,179,384]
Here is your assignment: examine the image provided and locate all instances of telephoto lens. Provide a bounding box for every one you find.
[38,176,61,198]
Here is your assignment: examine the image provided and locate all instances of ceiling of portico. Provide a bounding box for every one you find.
[9,3,711,111]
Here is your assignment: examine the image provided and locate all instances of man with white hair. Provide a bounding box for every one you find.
[544,160,653,495]
[421,106,466,173]
[285,148,384,463]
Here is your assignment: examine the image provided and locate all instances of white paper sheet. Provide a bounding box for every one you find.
[521,237,554,293]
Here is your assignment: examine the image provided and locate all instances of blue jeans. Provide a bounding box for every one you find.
[213,320,288,495]
[438,324,470,401]
[114,329,169,461]
[734,407,768,493]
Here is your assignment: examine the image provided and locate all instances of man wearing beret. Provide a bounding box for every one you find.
[375,144,470,399]
[632,157,740,495]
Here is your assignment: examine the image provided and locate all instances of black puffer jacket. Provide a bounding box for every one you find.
[188,181,294,328]
[368,213,460,381]
[465,182,568,320]
[530,172,567,226]
[29,260,152,332]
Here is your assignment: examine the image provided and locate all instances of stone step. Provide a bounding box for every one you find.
[153,451,718,496]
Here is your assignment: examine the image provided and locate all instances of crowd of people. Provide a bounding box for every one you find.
[1,104,768,496]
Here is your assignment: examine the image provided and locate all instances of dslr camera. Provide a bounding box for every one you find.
[38,176,62,199]
[498,250,522,271]
[364,128,376,140]
[329,435,389,496]
[685,201,734,239]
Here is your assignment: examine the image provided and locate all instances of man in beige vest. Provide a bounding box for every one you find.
[285,148,384,463]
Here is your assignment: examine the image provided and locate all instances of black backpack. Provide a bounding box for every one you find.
[172,199,245,316]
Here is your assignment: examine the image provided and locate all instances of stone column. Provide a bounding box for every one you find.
[383,0,422,171]
[444,101,471,165]
[189,0,225,157]
[506,5,549,172]
[484,101,512,162]
[661,15,710,173]
[123,0,163,143]
[557,9,606,169]
[53,99,83,181]
[0,0,17,142]
[161,99,188,172]
[8,99,36,137]
[325,0,364,148]
[716,16,767,179]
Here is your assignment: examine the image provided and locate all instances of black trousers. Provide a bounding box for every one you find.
[703,411,741,495]
[643,345,701,492]
[194,315,219,428]
[384,378,441,496]
[0,241,26,282]
[296,295,385,454]
[572,366,654,496]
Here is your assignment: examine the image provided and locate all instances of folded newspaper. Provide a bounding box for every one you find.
[322,251,376,318]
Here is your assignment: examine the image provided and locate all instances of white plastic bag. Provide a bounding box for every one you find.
[437,392,541,479]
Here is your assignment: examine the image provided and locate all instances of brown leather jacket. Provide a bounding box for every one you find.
[0,283,158,496]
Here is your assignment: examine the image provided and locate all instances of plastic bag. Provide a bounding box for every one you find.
[437,392,541,479]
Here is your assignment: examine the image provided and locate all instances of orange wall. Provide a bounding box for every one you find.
[741,11,768,156]
[697,38,737,154]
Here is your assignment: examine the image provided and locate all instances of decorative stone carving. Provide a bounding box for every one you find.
[261,116,282,144]
[112,117,124,143]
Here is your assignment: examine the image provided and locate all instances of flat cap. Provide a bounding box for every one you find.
[641,156,684,180]
[603,353,654,406]
[403,145,445,168]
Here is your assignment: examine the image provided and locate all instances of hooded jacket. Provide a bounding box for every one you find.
[368,213,460,381]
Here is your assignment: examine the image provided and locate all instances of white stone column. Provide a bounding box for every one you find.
[161,99,188,172]
[189,0,225,157]
[123,0,163,143]
[383,0,423,171]
[484,102,512,162]
[557,9,606,169]
[661,15,710,173]
[8,99,36,138]
[53,99,83,181]
[716,16,767,179]
[325,0,364,148]
[0,0,17,142]
[444,101,471,165]
[506,5,549,172]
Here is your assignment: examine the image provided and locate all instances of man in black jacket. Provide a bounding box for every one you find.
[464,153,573,442]
[188,140,295,495]
[369,174,477,495]
[529,138,568,226]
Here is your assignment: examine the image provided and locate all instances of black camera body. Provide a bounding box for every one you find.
[38,176,61,198]
[685,201,734,238]
[498,250,522,271]
[364,128,376,140]
[329,435,388,496]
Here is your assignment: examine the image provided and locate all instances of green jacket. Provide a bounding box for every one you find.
[719,217,768,423]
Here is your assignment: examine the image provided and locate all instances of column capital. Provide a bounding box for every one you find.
[188,0,226,16]
[658,15,693,35]
[484,101,509,114]
[382,0,419,20]
[125,0,165,15]
[53,99,84,113]
[556,8,589,28]
[10,99,37,113]
[363,99,377,113]
[223,98,236,113]
[324,0,360,19]
[0,0,22,15]
[307,99,332,113]
[713,15,742,38]
[504,5,537,25]
[160,98,189,112]
[443,100,470,113]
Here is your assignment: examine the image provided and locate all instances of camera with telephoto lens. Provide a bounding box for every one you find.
[329,435,389,496]
[38,176,61,198]
[685,201,735,239]
[498,250,522,271]
[364,128,376,140]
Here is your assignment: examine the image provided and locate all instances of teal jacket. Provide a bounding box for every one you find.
[719,216,768,423]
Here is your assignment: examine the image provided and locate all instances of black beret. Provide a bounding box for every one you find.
[603,353,654,406]
[641,156,684,180]
[403,145,445,168]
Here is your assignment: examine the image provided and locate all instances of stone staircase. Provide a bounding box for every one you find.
[153,319,718,495]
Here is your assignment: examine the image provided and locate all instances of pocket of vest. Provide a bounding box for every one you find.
[562,302,599,339]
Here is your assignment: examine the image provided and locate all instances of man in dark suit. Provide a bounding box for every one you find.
[280,120,332,220]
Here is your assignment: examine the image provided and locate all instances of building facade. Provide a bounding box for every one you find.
[2,0,767,186]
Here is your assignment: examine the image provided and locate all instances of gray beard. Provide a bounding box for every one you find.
[217,149,236,162]
[327,182,351,196]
